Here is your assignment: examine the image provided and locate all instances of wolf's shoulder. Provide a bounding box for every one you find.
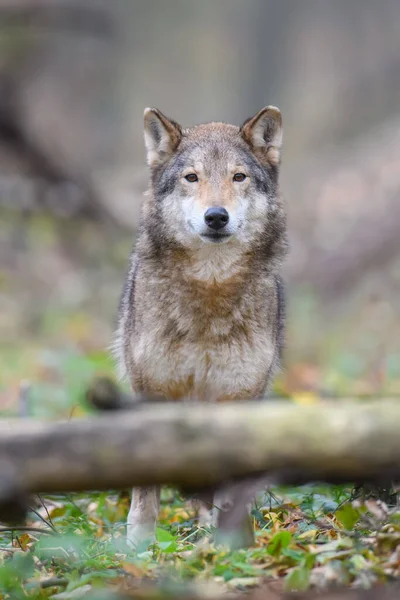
[112,250,139,380]
[119,251,139,316]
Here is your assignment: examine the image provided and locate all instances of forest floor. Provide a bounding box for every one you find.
[1,322,400,600]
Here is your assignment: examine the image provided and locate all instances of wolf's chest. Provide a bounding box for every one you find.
[131,318,274,402]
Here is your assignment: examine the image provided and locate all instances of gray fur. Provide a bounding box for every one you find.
[114,106,288,546]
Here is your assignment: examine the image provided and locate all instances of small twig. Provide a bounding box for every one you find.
[36,494,55,529]
[27,577,68,590]
[68,405,81,421]
[65,494,82,512]
[29,507,57,533]
[18,380,30,418]
[15,536,24,551]
[0,526,56,535]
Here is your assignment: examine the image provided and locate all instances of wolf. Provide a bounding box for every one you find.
[115,105,288,547]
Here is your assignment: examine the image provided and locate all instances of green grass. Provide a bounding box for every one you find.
[1,341,399,598]
[1,482,399,598]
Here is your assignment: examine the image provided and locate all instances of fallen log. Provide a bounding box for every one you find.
[37,581,400,600]
[0,400,400,494]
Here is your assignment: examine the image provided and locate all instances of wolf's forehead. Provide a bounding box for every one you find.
[181,124,247,171]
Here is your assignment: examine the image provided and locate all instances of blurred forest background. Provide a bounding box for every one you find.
[1,0,400,402]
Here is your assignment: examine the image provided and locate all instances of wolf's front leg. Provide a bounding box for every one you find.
[127,486,160,548]
[212,485,255,549]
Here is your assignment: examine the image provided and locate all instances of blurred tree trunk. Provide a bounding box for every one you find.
[1,0,400,303]
[284,117,400,298]
[0,0,127,221]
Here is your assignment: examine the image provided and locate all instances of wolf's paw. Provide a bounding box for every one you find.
[126,522,156,550]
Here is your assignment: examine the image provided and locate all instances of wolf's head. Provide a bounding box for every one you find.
[141,107,285,260]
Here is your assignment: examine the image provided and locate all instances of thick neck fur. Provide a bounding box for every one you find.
[137,188,287,288]
[184,243,250,283]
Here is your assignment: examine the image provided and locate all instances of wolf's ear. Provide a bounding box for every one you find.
[144,108,182,167]
[240,106,282,166]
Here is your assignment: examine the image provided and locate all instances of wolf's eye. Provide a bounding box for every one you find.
[233,173,247,182]
[185,173,198,183]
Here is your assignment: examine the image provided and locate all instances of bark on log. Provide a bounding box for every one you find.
[0,401,400,494]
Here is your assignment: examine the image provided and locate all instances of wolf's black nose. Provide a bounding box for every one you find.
[204,207,229,231]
